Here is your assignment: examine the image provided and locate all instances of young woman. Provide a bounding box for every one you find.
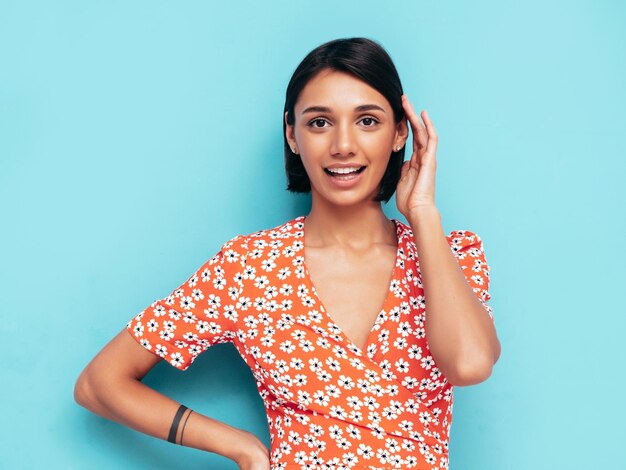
[75,37,500,470]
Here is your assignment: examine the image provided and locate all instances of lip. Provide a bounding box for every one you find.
[324,165,366,189]
[324,163,367,169]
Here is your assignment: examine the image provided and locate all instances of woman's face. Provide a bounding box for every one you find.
[285,69,407,208]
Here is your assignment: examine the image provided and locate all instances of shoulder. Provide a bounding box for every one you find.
[445,230,486,259]
[393,219,484,258]
[217,215,305,261]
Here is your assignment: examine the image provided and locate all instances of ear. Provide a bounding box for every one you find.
[394,118,409,149]
[284,111,298,153]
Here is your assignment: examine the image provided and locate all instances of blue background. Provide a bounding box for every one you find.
[1,1,624,468]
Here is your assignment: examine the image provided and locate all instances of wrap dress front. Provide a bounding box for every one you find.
[126,215,494,469]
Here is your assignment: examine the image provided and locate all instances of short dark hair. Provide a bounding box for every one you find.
[283,37,406,203]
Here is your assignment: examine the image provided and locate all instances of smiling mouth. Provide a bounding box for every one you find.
[323,166,367,176]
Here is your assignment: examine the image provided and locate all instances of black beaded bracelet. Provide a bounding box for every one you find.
[167,404,189,443]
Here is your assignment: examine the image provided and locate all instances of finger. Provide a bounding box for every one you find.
[406,130,420,171]
[400,160,410,180]
[400,99,422,171]
[400,96,420,138]
[399,160,419,192]
[402,95,428,153]
[421,110,438,157]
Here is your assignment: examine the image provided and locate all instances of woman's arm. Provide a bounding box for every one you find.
[409,206,501,386]
[73,329,268,467]
[395,98,500,386]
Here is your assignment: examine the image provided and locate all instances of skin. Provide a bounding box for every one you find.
[285,69,411,355]
[74,329,268,469]
[285,68,501,385]
[394,95,501,381]
[75,68,500,470]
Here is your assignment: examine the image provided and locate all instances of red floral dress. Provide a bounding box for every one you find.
[126,215,494,469]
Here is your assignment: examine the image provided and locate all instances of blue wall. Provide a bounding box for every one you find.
[1,1,624,468]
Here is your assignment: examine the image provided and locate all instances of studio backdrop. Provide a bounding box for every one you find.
[1,1,624,469]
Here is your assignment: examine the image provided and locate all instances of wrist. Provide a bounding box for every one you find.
[229,427,268,466]
[407,205,441,225]
[223,426,254,463]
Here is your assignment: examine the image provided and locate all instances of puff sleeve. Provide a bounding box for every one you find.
[446,230,494,322]
[125,236,247,370]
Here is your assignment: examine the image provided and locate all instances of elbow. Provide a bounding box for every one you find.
[447,356,495,386]
[450,336,502,386]
[74,369,96,409]
[74,361,140,413]
[75,366,111,411]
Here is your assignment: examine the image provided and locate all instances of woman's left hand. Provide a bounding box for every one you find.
[395,94,439,220]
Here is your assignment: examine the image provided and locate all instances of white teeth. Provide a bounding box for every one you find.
[327,167,362,174]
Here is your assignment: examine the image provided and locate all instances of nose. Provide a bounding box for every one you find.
[330,120,357,157]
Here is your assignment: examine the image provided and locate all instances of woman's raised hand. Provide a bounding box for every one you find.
[395,94,439,221]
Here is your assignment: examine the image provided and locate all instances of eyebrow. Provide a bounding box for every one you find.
[301,104,386,115]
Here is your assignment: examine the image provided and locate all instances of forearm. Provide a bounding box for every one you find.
[76,373,247,462]
[408,206,500,384]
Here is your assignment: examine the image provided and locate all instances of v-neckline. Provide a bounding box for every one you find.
[297,215,402,357]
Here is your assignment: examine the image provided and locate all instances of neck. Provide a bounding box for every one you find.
[303,201,396,250]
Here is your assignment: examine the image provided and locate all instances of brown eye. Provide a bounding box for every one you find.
[360,117,379,127]
[307,118,329,128]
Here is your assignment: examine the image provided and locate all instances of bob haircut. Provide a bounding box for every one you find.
[283,37,406,203]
